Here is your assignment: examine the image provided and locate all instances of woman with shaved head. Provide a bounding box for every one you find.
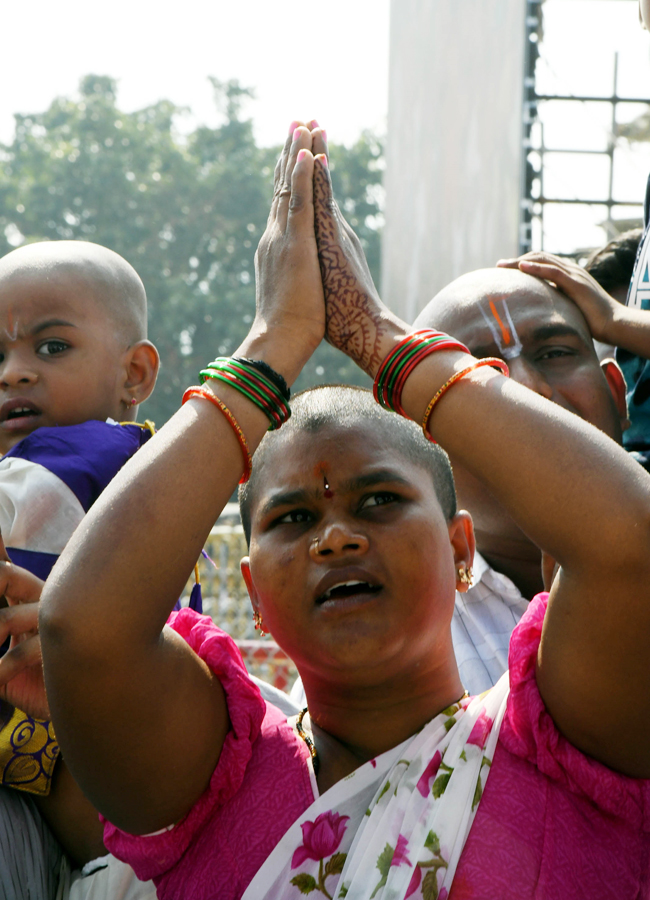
[36,125,650,899]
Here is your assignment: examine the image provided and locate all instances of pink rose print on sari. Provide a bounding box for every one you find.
[405,831,449,900]
[467,710,493,750]
[416,750,442,797]
[371,834,416,897]
[290,811,349,898]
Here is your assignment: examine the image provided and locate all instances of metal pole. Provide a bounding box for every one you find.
[606,52,619,237]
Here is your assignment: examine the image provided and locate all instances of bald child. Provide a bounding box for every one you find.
[0,240,159,899]
[0,240,159,577]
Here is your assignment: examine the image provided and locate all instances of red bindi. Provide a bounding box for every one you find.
[314,463,334,498]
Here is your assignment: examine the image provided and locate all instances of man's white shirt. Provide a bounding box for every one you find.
[452,551,530,696]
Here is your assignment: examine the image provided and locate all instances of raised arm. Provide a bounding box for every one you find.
[39,126,325,833]
[312,154,650,777]
[498,250,650,363]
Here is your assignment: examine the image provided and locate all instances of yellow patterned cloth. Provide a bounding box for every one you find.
[0,698,59,795]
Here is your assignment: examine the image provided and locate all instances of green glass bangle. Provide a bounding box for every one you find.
[382,336,448,403]
[200,366,287,425]
[200,365,290,430]
[204,358,287,410]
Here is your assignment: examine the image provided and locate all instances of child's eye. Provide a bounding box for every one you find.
[360,491,398,510]
[38,340,69,357]
[276,509,313,525]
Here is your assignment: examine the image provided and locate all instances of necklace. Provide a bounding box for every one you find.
[296,707,320,776]
[297,691,468,778]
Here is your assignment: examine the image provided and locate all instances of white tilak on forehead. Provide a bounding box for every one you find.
[4,314,19,342]
[478,298,523,360]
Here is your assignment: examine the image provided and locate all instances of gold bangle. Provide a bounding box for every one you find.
[421,358,509,435]
[182,385,253,484]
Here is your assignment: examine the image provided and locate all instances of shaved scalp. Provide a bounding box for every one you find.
[0,241,147,344]
[414,267,564,333]
[239,385,457,544]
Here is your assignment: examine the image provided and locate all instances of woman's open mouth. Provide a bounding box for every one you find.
[315,574,383,610]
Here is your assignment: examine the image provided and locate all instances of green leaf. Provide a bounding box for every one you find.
[369,843,394,898]
[424,830,440,853]
[290,873,317,894]
[432,771,452,798]
[338,887,349,898]
[422,869,440,900]
[375,842,394,879]
[459,749,467,762]
[376,780,391,802]
[472,777,483,811]
[324,853,347,878]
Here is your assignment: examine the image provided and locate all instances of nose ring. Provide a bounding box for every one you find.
[311,537,320,554]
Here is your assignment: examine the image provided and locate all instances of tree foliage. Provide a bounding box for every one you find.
[0,76,383,424]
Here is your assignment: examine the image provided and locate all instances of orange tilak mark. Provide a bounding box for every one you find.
[5,308,18,341]
[488,299,511,346]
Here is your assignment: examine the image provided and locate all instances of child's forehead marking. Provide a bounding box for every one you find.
[3,308,19,342]
[479,297,523,360]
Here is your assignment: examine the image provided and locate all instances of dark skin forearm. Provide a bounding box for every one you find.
[313,155,650,777]
[39,127,326,834]
[34,759,106,868]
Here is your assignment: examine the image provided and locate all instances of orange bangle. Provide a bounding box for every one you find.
[421,358,509,438]
[182,385,253,484]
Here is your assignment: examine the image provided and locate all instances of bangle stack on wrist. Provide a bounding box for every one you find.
[372,330,510,444]
[200,357,291,430]
[373,330,470,417]
[183,356,292,485]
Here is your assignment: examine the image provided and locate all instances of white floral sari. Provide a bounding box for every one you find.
[242,672,509,900]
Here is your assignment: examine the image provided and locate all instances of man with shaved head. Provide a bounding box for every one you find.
[414,267,628,693]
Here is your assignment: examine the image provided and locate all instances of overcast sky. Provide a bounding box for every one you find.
[0,0,390,147]
[1,1,650,255]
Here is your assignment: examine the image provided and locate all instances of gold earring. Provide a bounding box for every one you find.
[253,610,267,634]
[457,566,473,586]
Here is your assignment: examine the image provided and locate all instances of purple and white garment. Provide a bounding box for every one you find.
[0,420,152,581]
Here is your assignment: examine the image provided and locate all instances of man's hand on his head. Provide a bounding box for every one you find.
[497,251,621,345]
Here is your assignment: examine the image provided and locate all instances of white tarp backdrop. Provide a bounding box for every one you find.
[382,0,527,321]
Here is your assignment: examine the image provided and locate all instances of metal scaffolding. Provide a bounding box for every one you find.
[520,0,650,254]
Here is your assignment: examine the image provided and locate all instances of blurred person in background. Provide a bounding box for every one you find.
[584,228,642,359]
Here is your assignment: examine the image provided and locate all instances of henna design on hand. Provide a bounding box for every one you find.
[313,160,389,375]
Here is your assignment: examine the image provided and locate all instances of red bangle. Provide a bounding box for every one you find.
[392,339,469,417]
[373,330,470,414]
[421,358,509,441]
[182,385,253,484]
